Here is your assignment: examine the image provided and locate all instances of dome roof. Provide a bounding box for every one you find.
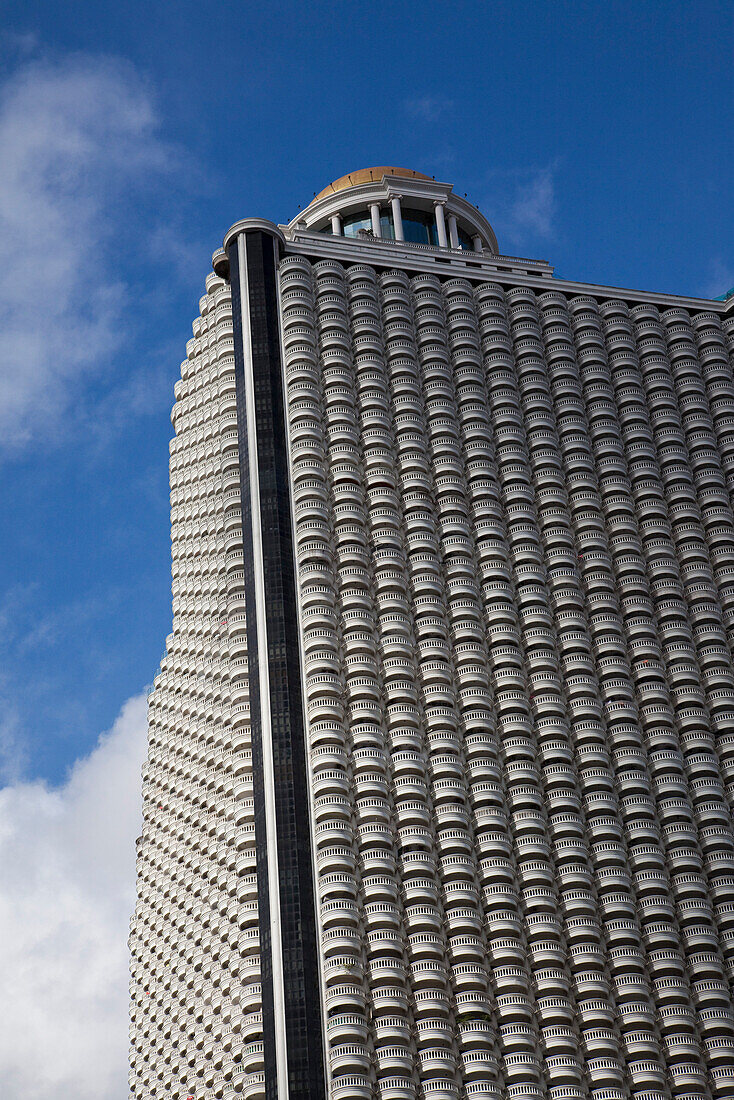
[315,167,432,201]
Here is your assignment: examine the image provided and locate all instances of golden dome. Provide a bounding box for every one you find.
[314,167,432,202]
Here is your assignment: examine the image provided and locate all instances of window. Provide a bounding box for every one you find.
[457,225,474,251]
[318,205,477,249]
[342,212,372,237]
[401,208,439,246]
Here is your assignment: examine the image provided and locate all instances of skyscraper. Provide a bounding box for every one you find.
[129,167,734,1100]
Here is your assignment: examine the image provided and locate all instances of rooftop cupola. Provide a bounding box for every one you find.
[289,166,498,254]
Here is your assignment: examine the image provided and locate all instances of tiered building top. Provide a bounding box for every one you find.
[290,165,498,254]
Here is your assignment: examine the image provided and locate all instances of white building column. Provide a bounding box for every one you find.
[473,234,483,253]
[447,213,459,249]
[370,202,382,237]
[331,213,342,235]
[391,195,404,241]
[434,201,448,248]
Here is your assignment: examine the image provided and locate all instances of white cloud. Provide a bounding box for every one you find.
[0,699,26,784]
[0,693,147,1099]
[404,94,454,123]
[510,165,556,238]
[2,29,40,57]
[699,258,734,301]
[480,163,560,251]
[0,55,170,448]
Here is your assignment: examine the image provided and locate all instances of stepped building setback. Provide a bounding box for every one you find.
[129,167,734,1100]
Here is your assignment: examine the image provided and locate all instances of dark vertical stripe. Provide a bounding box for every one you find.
[228,237,277,1093]
[228,231,326,1100]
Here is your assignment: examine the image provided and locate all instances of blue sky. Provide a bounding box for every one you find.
[0,3,731,1097]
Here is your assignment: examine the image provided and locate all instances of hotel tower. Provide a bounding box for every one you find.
[129,168,734,1100]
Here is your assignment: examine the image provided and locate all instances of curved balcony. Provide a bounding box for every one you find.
[329,1043,371,1076]
[372,1016,411,1045]
[463,1083,502,1100]
[330,1074,372,1099]
[419,1080,459,1100]
[371,985,409,1014]
[375,1078,417,1100]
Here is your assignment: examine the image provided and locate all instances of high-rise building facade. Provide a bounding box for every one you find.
[129,168,734,1100]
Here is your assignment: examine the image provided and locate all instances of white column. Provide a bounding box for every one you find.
[391,195,404,241]
[447,213,459,249]
[370,202,382,237]
[331,213,342,235]
[434,201,448,248]
[473,234,483,253]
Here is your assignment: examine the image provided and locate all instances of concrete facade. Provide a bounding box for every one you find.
[130,169,734,1100]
